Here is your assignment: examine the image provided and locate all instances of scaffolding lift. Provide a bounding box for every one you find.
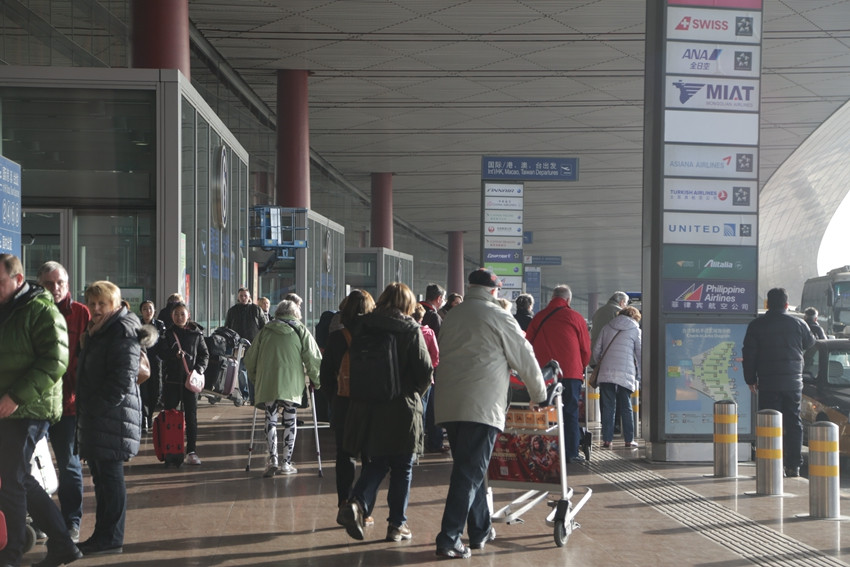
[249,206,309,259]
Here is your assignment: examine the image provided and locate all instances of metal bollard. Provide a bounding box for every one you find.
[585,373,600,423]
[809,421,840,518]
[756,409,783,495]
[713,400,737,477]
[631,388,640,438]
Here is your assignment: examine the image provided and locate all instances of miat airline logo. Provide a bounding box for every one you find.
[675,16,729,32]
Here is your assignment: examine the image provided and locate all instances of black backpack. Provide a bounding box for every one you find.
[348,323,402,402]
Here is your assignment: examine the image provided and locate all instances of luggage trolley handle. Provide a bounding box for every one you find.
[538,381,564,408]
[233,338,251,361]
[538,360,564,408]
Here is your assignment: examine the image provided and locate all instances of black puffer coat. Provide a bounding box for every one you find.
[76,307,142,461]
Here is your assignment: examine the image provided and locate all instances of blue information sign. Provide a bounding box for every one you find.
[525,268,541,311]
[0,156,21,256]
[484,249,523,263]
[525,255,562,266]
[482,156,579,181]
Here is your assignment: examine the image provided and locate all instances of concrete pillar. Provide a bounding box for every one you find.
[587,292,600,319]
[448,231,465,295]
[131,0,190,79]
[276,70,311,208]
[370,172,393,249]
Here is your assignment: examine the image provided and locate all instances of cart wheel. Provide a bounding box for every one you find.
[208,396,219,405]
[23,523,37,553]
[554,519,571,547]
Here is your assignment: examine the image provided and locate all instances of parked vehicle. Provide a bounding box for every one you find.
[799,266,850,335]
[801,338,850,456]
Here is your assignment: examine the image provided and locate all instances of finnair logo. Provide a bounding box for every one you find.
[672,80,704,103]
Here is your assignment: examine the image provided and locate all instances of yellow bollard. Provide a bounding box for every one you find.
[713,400,737,477]
[755,410,782,495]
[809,421,840,518]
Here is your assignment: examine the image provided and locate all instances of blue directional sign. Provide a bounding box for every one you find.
[482,156,579,181]
[0,156,21,256]
[523,231,533,244]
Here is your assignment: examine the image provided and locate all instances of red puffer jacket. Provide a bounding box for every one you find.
[525,297,590,380]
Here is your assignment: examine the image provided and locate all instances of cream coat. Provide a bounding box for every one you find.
[434,286,546,431]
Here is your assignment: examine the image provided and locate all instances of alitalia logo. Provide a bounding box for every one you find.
[704,260,733,269]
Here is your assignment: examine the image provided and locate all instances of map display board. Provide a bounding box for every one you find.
[665,322,751,435]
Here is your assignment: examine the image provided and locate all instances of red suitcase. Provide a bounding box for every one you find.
[0,477,6,551]
[153,409,185,467]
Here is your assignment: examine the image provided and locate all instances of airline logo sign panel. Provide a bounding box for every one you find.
[659,0,762,439]
[662,0,761,315]
[481,158,578,297]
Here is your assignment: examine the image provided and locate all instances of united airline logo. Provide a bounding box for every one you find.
[675,16,729,31]
[676,283,704,301]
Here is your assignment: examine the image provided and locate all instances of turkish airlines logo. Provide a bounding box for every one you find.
[675,16,729,32]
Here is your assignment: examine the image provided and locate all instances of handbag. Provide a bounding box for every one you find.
[173,331,205,393]
[589,330,622,389]
[137,349,151,385]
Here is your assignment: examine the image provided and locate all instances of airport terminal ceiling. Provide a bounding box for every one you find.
[184,0,850,305]
[2,1,848,305]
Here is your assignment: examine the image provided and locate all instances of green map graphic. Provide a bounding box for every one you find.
[686,340,737,401]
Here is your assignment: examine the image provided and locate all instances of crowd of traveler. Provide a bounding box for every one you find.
[10,258,811,563]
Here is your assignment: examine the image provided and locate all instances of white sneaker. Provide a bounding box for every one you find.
[185,452,202,465]
[279,462,297,475]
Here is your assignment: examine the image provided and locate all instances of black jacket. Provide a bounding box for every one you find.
[76,308,142,461]
[514,309,534,332]
[743,310,816,391]
[156,323,209,387]
[225,303,266,342]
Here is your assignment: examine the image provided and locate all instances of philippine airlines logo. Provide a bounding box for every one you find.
[672,80,704,103]
[676,283,704,302]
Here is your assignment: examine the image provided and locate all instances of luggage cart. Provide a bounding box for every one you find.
[488,379,593,547]
[202,338,249,406]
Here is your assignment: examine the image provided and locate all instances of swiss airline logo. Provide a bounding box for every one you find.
[675,16,729,32]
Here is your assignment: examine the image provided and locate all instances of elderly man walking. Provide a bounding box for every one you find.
[434,268,546,559]
[526,285,591,464]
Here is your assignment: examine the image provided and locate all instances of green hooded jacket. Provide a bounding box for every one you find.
[245,317,321,405]
[0,282,69,423]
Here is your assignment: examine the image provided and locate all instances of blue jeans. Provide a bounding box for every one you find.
[49,415,83,531]
[239,360,253,402]
[436,421,498,551]
[600,383,634,443]
[759,389,803,469]
[350,454,414,527]
[0,418,75,566]
[559,379,583,459]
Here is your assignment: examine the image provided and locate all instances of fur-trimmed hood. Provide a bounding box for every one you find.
[138,323,159,349]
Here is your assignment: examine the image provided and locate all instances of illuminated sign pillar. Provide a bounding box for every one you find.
[643,0,762,462]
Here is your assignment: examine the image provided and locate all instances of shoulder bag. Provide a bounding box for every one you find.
[137,349,151,385]
[589,330,622,389]
[173,331,204,393]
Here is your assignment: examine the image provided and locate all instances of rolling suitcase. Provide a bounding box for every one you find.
[219,358,239,396]
[0,477,5,551]
[30,436,58,495]
[153,409,185,467]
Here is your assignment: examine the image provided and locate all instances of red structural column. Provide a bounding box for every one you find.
[447,231,465,296]
[130,0,190,79]
[277,70,311,209]
[370,172,393,249]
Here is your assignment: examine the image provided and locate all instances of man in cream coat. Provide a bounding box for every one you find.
[434,268,547,559]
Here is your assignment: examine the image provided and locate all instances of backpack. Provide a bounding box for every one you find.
[337,328,353,397]
[348,323,402,402]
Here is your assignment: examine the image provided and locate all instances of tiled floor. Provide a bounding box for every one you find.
[22,400,850,566]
